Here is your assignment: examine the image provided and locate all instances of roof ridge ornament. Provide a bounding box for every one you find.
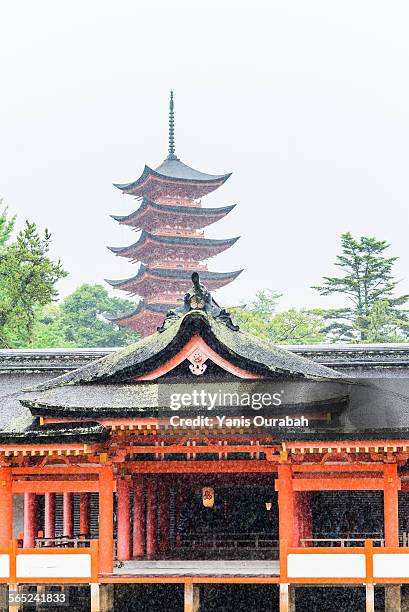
[157,272,239,332]
[167,90,179,161]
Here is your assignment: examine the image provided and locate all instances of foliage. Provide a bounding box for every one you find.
[247,289,282,317]
[30,304,71,348]
[32,284,139,348]
[312,233,409,342]
[0,222,67,348]
[0,199,15,248]
[231,290,326,344]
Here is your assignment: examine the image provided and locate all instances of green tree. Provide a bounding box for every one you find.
[30,304,72,348]
[58,284,139,347]
[231,290,325,344]
[0,199,15,247]
[312,233,409,342]
[248,289,282,317]
[0,222,67,347]
[365,300,409,343]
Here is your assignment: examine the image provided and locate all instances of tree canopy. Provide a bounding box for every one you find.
[0,221,67,348]
[231,290,326,345]
[31,284,139,348]
[0,199,15,248]
[312,232,409,342]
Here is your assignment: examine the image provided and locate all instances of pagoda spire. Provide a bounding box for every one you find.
[167,90,178,160]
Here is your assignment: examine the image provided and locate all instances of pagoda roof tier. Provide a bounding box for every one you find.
[105,266,243,298]
[113,159,231,200]
[108,231,239,264]
[108,302,173,336]
[111,198,236,231]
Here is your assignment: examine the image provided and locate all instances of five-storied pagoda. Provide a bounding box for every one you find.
[106,92,242,336]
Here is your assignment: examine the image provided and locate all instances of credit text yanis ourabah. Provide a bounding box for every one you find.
[167,389,309,428]
[169,414,309,428]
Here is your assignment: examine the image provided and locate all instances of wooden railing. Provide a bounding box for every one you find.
[35,537,92,548]
[179,533,279,549]
[282,539,409,584]
[0,540,99,584]
[300,533,384,548]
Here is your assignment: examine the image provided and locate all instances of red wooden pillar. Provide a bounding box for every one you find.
[79,493,90,536]
[295,491,312,545]
[63,492,73,537]
[117,479,131,561]
[0,468,12,548]
[277,463,295,545]
[23,493,37,548]
[133,476,145,559]
[44,493,55,539]
[146,478,157,560]
[277,462,294,587]
[277,462,295,551]
[99,466,114,573]
[176,480,188,546]
[159,482,170,556]
[384,463,399,547]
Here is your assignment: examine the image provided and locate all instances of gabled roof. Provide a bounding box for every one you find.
[23,310,343,394]
[19,310,346,420]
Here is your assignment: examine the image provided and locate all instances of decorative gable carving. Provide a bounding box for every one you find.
[133,336,260,381]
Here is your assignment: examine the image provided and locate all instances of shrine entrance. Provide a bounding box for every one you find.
[175,482,278,560]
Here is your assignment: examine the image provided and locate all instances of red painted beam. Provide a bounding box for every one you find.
[292,463,385,473]
[122,460,276,473]
[12,466,101,475]
[125,445,275,457]
[13,481,99,494]
[290,477,384,491]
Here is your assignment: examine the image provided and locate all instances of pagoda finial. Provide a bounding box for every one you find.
[167,90,178,160]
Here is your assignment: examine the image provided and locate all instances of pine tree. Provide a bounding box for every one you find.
[0,199,15,248]
[312,233,409,342]
[0,222,67,347]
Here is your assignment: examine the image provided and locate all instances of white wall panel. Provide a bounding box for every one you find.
[16,554,91,578]
[287,553,366,578]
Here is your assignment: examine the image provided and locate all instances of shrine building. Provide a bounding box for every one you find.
[1,277,409,610]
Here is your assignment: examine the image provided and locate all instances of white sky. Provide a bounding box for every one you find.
[1,1,409,311]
